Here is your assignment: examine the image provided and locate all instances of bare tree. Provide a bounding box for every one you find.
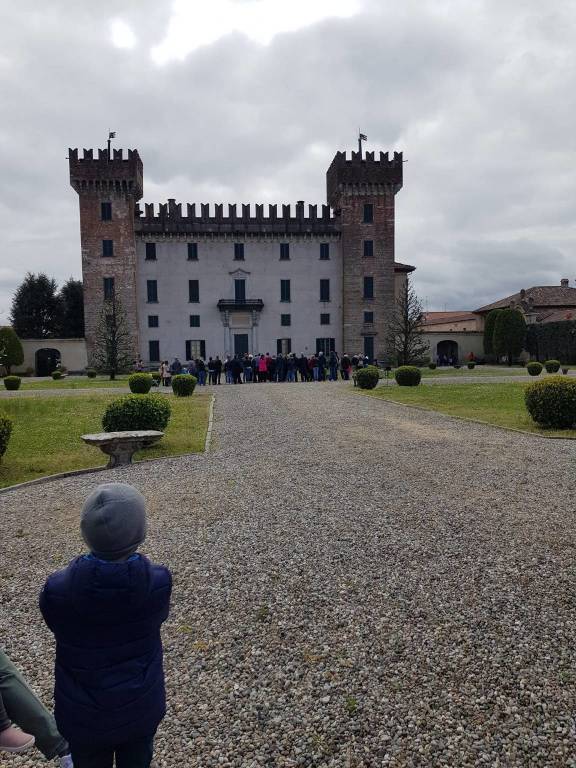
[91,295,134,380]
[387,276,428,365]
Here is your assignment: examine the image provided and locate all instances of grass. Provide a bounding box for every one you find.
[0,392,211,488]
[7,375,132,390]
[418,365,534,378]
[364,381,576,438]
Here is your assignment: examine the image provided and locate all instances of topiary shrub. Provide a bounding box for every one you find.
[172,374,197,397]
[428,362,437,370]
[395,366,422,387]
[0,327,24,374]
[151,372,161,387]
[527,361,543,376]
[86,368,97,379]
[3,376,21,391]
[355,366,380,390]
[544,359,561,374]
[128,373,153,394]
[51,370,62,380]
[0,413,12,460]
[102,394,171,433]
[467,362,475,370]
[525,376,576,428]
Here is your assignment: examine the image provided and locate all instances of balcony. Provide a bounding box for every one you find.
[217,299,264,312]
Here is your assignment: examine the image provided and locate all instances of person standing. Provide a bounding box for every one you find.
[40,483,171,768]
[258,354,267,382]
[224,357,232,384]
[214,356,223,385]
[160,361,170,387]
[329,351,339,381]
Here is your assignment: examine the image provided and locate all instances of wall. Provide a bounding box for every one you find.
[421,332,484,362]
[18,339,88,374]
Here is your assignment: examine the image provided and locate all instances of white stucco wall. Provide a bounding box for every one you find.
[136,236,343,361]
[18,339,88,373]
[422,331,484,362]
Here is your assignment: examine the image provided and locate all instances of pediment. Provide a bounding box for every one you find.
[229,268,251,277]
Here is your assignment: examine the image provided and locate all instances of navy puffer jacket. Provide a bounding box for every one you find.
[40,554,171,749]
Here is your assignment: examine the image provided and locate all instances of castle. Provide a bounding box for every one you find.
[69,146,414,365]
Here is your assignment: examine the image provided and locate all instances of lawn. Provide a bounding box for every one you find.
[9,375,132,390]
[363,381,576,438]
[0,392,211,488]
[418,365,533,378]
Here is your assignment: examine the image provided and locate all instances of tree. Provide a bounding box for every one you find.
[387,276,428,365]
[0,327,24,374]
[483,308,503,356]
[10,273,61,338]
[91,294,134,380]
[493,308,526,365]
[58,278,85,338]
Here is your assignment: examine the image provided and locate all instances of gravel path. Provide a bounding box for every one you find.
[1,383,576,767]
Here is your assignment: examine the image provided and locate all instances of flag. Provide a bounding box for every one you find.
[108,131,116,139]
[359,133,367,141]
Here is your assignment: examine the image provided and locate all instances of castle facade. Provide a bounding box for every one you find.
[69,146,413,365]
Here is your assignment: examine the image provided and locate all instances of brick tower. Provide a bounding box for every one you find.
[327,150,403,361]
[69,148,143,364]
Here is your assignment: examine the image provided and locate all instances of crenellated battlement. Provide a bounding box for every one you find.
[326,150,403,207]
[134,200,338,235]
[69,147,143,199]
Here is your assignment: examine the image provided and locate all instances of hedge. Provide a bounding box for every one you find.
[355,366,380,389]
[544,359,561,374]
[102,395,171,432]
[526,361,543,376]
[3,376,21,391]
[172,374,197,396]
[526,321,576,364]
[86,368,97,378]
[394,366,421,386]
[0,414,13,460]
[525,376,576,428]
[128,373,153,394]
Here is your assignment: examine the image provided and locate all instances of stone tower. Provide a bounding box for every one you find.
[327,150,403,361]
[69,148,143,364]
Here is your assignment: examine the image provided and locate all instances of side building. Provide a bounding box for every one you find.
[69,147,414,366]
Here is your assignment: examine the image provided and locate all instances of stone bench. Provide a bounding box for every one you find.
[81,430,164,468]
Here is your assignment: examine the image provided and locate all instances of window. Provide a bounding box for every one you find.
[147,280,158,303]
[102,239,114,257]
[280,243,290,260]
[320,313,330,325]
[103,277,115,300]
[148,315,159,328]
[145,242,157,261]
[149,340,160,362]
[234,243,245,261]
[316,338,336,354]
[320,279,330,302]
[320,242,330,260]
[363,203,374,223]
[189,279,199,303]
[281,314,291,327]
[234,280,246,302]
[188,243,198,261]
[101,202,112,221]
[364,336,374,361]
[276,338,292,355]
[363,276,374,299]
[364,311,374,324]
[280,279,291,303]
[186,340,206,360]
[189,315,200,328]
[363,240,374,258]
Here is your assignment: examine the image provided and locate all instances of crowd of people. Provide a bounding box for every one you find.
[156,351,374,386]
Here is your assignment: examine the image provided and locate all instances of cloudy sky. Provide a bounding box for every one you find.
[1,0,575,322]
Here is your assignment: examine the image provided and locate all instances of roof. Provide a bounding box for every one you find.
[422,311,477,327]
[536,308,576,323]
[393,261,416,273]
[475,286,576,314]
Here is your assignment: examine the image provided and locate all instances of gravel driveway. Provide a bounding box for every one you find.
[1,383,576,767]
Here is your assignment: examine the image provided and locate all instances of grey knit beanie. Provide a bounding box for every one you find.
[81,483,147,561]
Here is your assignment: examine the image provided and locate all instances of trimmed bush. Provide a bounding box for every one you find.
[3,376,21,391]
[128,373,153,394]
[0,413,12,460]
[172,374,197,397]
[51,370,62,380]
[355,366,380,390]
[86,368,97,378]
[0,327,24,374]
[394,366,421,387]
[467,362,475,370]
[428,362,437,370]
[525,376,576,428]
[102,394,171,433]
[544,359,561,374]
[526,361,543,376]
[151,372,161,387]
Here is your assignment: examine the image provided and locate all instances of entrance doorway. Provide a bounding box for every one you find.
[234,333,249,357]
[35,348,61,377]
[436,339,459,364]
[363,336,374,362]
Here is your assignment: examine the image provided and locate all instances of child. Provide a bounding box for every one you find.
[40,483,172,768]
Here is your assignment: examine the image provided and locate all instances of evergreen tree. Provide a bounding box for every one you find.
[91,294,134,380]
[0,327,24,374]
[387,277,428,365]
[493,308,526,365]
[10,273,61,338]
[58,278,85,338]
[483,308,503,356]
